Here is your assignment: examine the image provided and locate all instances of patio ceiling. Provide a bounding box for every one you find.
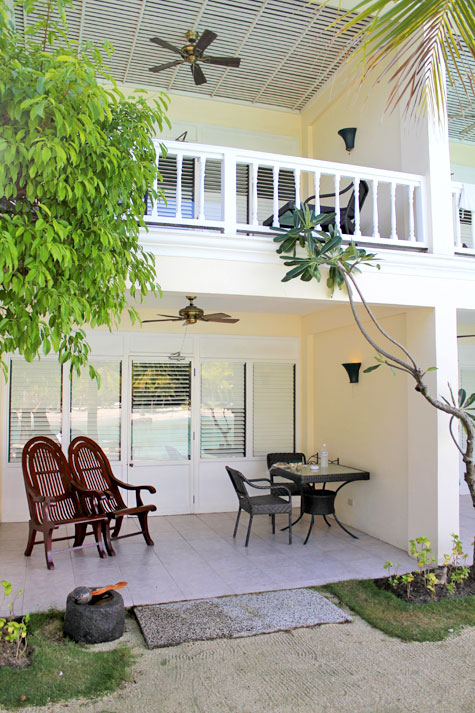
[16,0,368,112]
[15,0,473,142]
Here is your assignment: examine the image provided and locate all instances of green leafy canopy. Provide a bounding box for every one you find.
[0,0,170,377]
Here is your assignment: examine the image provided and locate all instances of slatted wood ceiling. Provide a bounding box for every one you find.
[15,0,471,141]
[15,0,368,112]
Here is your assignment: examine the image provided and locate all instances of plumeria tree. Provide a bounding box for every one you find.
[273,207,475,524]
[0,0,169,377]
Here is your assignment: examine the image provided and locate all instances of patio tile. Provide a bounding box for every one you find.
[4,496,474,615]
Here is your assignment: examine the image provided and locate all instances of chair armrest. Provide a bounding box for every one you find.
[110,476,156,507]
[317,182,354,201]
[71,480,110,499]
[270,484,291,501]
[246,477,272,490]
[110,476,156,495]
[24,482,47,503]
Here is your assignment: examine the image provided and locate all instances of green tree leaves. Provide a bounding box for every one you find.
[0,0,170,374]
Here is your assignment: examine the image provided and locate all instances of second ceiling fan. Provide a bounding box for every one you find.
[143,296,239,326]
[149,29,241,86]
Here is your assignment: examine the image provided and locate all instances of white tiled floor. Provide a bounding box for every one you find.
[1,497,474,616]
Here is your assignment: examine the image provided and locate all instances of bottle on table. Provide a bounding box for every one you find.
[321,444,328,468]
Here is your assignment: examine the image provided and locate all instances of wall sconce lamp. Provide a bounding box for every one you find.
[342,362,361,383]
[338,127,357,153]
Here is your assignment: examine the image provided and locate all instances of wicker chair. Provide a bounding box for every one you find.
[68,436,157,554]
[263,181,369,236]
[226,466,292,546]
[22,436,110,570]
[266,452,308,497]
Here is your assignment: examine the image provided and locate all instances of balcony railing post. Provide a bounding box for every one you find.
[223,150,237,236]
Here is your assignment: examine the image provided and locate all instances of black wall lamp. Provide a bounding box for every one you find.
[342,362,361,383]
[338,127,357,153]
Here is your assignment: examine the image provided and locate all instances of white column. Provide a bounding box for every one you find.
[406,305,459,561]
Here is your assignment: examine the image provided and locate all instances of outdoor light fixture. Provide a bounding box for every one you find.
[338,127,357,153]
[342,362,361,383]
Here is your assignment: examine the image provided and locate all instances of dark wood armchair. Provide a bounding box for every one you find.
[22,436,110,570]
[68,436,157,554]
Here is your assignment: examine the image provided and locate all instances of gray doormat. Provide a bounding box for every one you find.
[134,588,351,648]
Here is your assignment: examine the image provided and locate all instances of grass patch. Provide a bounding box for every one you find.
[0,610,134,710]
[319,579,475,642]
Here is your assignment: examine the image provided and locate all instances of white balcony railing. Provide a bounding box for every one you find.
[145,140,428,250]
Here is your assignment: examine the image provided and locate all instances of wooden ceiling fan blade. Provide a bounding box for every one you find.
[202,312,233,320]
[150,36,182,55]
[191,63,207,85]
[201,56,241,67]
[149,59,183,73]
[194,29,217,54]
[204,317,240,323]
[142,314,182,322]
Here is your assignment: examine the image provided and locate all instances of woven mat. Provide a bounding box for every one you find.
[134,588,351,648]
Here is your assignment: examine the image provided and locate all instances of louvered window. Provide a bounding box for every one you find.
[152,155,195,219]
[200,361,246,458]
[253,363,295,456]
[131,361,191,461]
[459,208,473,248]
[70,361,122,461]
[9,360,62,462]
[236,165,296,224]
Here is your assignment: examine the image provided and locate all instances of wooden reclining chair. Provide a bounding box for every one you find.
[68,436,157,554]
[22,436,110,570]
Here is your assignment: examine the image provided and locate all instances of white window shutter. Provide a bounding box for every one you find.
[70,361,122,461]
[201,362,246,458]
[253,363,295,456]
[9,360,62,462]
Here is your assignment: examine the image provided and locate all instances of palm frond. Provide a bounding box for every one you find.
[333,0,475,119]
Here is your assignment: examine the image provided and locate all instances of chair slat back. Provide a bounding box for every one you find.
[347,180,369,218]
[226,466,251,508]
[22,436,78,524]
[68,436,125,510]
[266,452,306,470]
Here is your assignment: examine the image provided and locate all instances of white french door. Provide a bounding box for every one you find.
[126,358,194,515]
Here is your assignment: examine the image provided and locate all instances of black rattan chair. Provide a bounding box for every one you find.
[226,466,292,546]
[266,452,307,497]
[263,181,369,236]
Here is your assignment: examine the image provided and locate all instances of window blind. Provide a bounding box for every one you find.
[70,361,122,461]
[201,361,246,458]
[153,155,195,219]
[253,363,295,456]
[131,361,191,461]
[9,360,62,462]
[459,208,473,248]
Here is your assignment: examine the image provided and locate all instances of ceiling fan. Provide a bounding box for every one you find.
[148,29,241,86]
[143,296,240,326]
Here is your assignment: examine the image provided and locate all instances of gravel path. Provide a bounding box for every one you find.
[20,601,475,713]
